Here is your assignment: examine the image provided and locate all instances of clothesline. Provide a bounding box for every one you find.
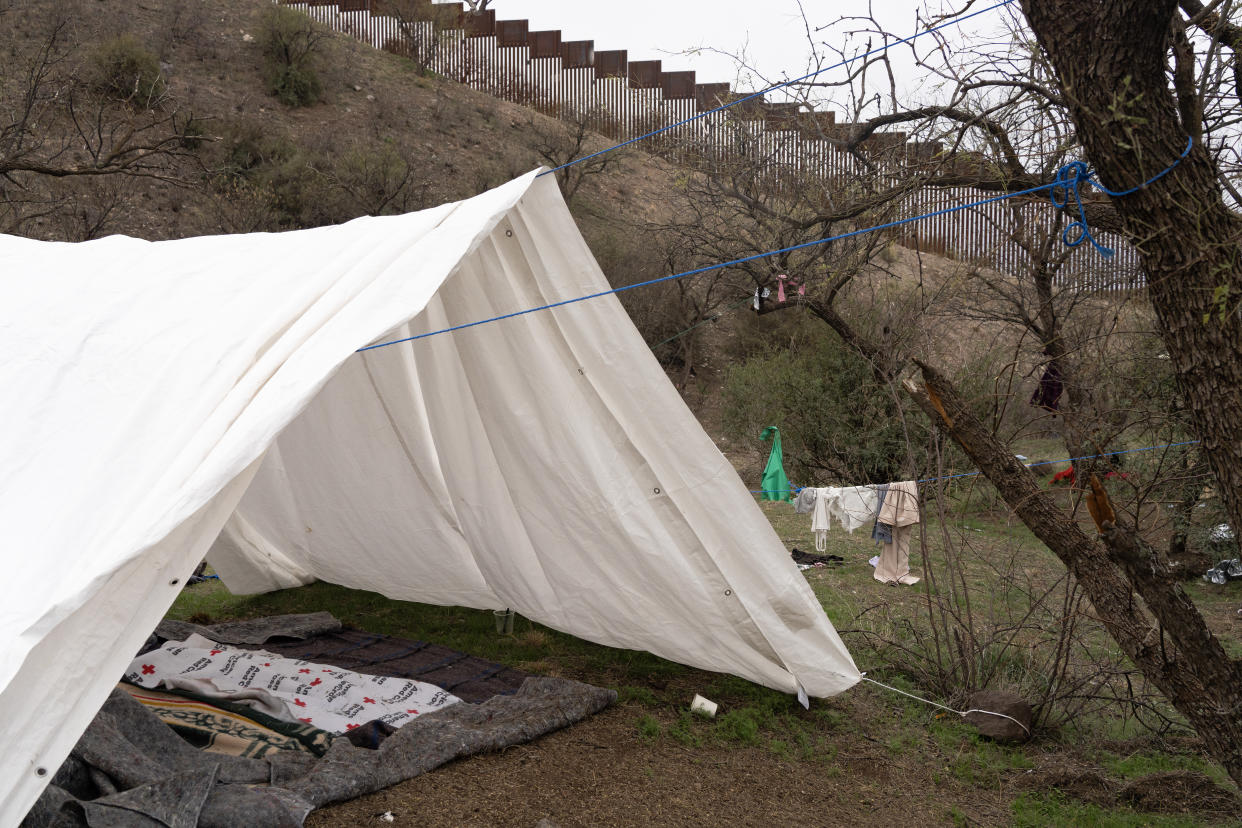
[357,137,1192,354]
[748,438,1200,494]
[915,439,1201,484]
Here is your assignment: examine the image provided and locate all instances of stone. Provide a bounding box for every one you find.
[962,689,1032,744]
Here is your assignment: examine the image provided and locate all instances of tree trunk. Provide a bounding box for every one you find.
[911,361,1242,786]
[1022,0,1242,571]
[1017,0,1242,782]
[806,288,1242,785]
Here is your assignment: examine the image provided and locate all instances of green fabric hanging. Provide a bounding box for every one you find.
[758,426,792,501]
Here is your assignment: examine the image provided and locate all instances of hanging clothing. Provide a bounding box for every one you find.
[758,426,792,502]
[871,484,891,544]
[808,485,880,550]
[874,525,921,586]
[811,487,835,551]
[775,275,806,304]
[1029,363,1064,412]
[830,485,880,533]
[876,480,919,528]
[873,481,920,586]
[793,487,817,515]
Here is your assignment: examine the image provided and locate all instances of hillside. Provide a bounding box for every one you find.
[1,0,1004,435]
[1,0,674,256]
[12,5,1242,828]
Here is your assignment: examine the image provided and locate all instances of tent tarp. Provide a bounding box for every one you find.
[0,170,858,823]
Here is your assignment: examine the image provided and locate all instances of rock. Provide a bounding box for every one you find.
[962,689,1032,744]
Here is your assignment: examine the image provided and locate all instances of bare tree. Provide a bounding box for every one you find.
[376,0,460,74]
[529,107,618,205]
[314,144,429,216]
[0,14,200,236]
[672,0,1242,782]
[763,0,1242,785]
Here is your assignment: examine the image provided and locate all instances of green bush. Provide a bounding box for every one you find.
[214,122,298,180]
[88,35,166,106]
[259,6,325,107]
[267,64,322,108]
[208,122,320,227]
[723,321,934,485]
[178,116,208,150]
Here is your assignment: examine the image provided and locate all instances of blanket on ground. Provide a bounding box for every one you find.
[126,634,460,734]
[23,615,615,827]
[250,628,532,704]
[118,683,335,758]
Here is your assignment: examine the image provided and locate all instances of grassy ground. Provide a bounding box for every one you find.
[168,463,1242,826]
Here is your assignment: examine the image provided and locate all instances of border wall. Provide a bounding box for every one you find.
[279,0,1143,291]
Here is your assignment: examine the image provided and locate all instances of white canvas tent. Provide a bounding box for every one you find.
[0,170,859,822]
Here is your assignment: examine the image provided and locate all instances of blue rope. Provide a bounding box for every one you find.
[358,135,1192,353]
[1050,136,1194,258]
[759,439,1199,496]
[360,182,1048,352]
[915,440,1201,485]
[536,0,1017,178]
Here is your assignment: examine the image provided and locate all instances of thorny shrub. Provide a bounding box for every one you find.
[88,35,166,107]
[259,6,326,107]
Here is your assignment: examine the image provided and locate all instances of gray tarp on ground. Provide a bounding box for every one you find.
[22,615,615,827]
[25,678,614,827]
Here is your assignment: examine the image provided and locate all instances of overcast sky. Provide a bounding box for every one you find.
[477,0,1016,105]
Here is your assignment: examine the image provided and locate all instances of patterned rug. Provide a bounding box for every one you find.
[117,682,336,758]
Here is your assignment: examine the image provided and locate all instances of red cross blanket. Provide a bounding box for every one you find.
[125,634,460,734]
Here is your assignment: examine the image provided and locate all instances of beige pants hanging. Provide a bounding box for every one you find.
[873,524,921,585]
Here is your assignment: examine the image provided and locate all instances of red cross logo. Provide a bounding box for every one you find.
[406,709,419,715]
[310,678,322,686]
[345,723,359,730]
[299,668,311,674]
[141,665,155,675]
[298,717,312,724]
[363,697,375,704]
[293,698,306,707]
[209,649,222,656]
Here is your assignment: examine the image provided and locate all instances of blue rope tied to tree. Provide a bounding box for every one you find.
[358,137,1192,353]
[1050,136,1194,258]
